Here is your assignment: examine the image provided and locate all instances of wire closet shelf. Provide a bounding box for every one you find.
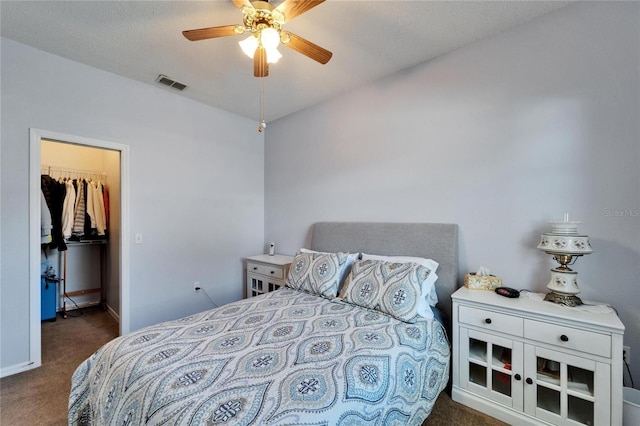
[41,164,107,183]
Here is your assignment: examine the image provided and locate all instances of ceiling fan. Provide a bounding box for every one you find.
[183,0,332,77]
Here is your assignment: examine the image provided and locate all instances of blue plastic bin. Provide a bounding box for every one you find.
[41,277,57,321]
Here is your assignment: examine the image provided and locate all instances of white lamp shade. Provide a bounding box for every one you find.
[266,47,282,64]
[260,27,280,50]
[537,221,593,255]
[239,36,259,58]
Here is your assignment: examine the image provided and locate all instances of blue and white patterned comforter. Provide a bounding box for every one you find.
[69,288,450,425]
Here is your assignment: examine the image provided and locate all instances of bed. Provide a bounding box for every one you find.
[68,222,459,425]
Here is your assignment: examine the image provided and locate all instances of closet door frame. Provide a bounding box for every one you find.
[29,128,130,369]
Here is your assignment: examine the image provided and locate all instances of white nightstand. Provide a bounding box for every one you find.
[245,254,293,298]
[452,286,625,426]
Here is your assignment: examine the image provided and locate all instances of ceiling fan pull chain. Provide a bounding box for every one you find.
[258,77,267,133]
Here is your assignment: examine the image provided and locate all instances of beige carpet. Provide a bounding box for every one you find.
[1,306,119,426]
[1,307,506,426]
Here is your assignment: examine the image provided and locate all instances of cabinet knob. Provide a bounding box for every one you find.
[253,267,258,270]
[560,334,569,342]
[514,374,521,381]
[484,318,492,324]
[526,378,533,385]
[270,270,275,274]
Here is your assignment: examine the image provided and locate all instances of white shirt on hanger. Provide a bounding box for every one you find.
[61,180,76,239]
[92,181,107,236]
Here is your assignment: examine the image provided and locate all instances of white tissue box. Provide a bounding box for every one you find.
[464,273,503,290]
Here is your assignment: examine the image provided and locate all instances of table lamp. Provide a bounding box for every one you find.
[537,214,593,306]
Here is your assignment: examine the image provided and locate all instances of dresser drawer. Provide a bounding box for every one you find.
[524,319,611,358]
[459,305,524,336]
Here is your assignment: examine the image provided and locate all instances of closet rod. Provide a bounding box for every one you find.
[41,164,107,181]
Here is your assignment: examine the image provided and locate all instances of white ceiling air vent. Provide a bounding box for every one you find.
[155,74,187,91]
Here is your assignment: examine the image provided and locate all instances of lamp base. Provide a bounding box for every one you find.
[544,291,583,307]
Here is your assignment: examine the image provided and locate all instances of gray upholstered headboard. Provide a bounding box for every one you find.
[310,222,459,323]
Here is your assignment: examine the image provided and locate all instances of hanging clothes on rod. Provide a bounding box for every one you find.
[71,178,86,238]
[86,180,107,237]
[61,179,76,240]
[41,164,109,249]
[41,190,53,245]
[41,174,67,251]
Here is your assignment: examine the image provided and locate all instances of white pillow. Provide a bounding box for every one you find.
[361,253,439,319]
[300,248,359,289]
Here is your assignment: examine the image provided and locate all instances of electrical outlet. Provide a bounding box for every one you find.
[623,346,631,364]
[193,281,200,292]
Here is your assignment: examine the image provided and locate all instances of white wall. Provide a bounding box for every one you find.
[265,2,640,380]
[1,38,265,372]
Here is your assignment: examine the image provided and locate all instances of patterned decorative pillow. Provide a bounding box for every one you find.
[286,251,352,299]
[299,248,359,290]
[339,259,432,322]
[361,253,439,319]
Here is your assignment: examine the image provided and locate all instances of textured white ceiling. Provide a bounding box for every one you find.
[0,0,570,122]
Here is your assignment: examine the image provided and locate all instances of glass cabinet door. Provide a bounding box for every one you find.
[524,346,608,426]
[250,276,263,297]
[267,281,281,292]
[460,328,524,409]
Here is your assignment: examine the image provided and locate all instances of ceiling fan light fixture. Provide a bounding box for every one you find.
[240,28,281,63]
[184,0,332,77]
[266,47,282,64]
[239,35,259,58]
[260,27,280,50]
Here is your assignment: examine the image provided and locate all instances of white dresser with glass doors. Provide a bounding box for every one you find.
[245,254,293,298]
[452,287,624,426]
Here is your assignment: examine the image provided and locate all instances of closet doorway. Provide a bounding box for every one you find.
[29,129,130,369]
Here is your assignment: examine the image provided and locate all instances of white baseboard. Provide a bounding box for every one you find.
[61,301,120,324]
[105,303,120,323]
[60,300,101,312]
[0,360,39,378]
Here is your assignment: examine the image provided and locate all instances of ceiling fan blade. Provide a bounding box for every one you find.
[232,0,253,9]
[275,0,325,22]
[282,32,332,64]
[254,47,269,77]
[182,25,240,41]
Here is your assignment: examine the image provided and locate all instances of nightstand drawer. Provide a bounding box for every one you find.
[459,305,524,336]
[524,319,611,358]
[262,265,284,279]
[247,261,286,279]
[247,262,265,275]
